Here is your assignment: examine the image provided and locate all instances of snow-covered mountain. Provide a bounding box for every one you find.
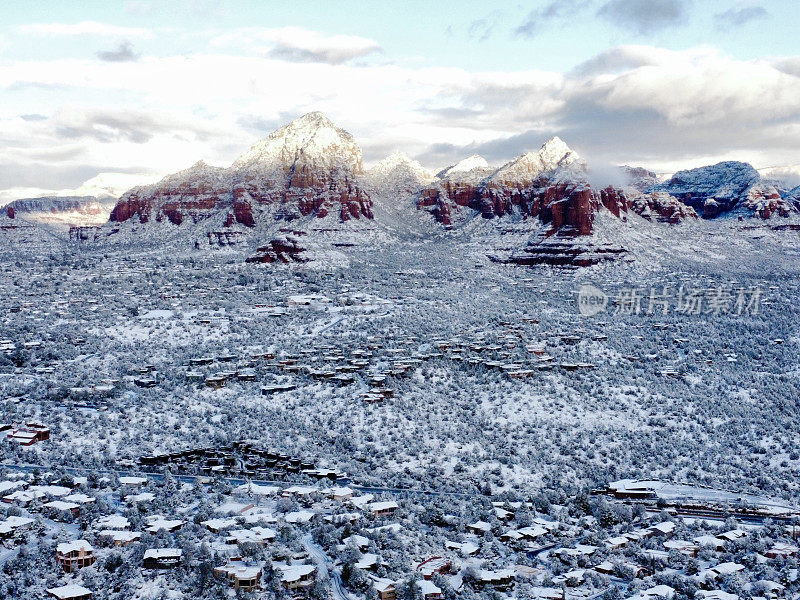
[97,114,799,258]
[109,112,372,230]
[653,161,792,218]
[5,195,118,227]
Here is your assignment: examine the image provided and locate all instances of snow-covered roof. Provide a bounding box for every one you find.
[46,584,92,599]
[278,563,315,582]
[56,539,93,554]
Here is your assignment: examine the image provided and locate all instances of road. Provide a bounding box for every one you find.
[302,534,353,600]
[0,461,478,499]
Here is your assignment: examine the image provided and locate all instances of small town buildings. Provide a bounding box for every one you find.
[416,556,451,579]
[368,501,399,518]
[56,540,96,572]
[215,561,264,591]
[416,579,442,600]
[0,515,34,538]
[143,548,183,569]
[765,542,799,558]
[277,563,316,592]
[44,500,81,519]
[145,515,185,533]
[371,576,396,600]
[98,530,141,547]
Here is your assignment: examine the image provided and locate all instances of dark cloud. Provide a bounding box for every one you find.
[713,6,768,30]
[596,0,688,35]
[51,109,217,145]
[96,41,140,62]
[515,1,592,38]
[773,57,800,78]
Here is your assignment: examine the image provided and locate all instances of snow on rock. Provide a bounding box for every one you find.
[437,154,491,178]
[109,112,373,230]
[5,195,118,227]
[418,137,627,233]
[652,161,794,219]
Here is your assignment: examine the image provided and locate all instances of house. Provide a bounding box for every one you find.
[277,563,316,591]
[648,521,676,537]
[201,517,239,533]
[765,543,798,558]
[0,515,34,539]
[694,535,726,550]
[467,520,492,535]
[56,540,96,572]
[94,515,130,530]
[627,585,675,600]
[355,553,380,570]
[215,562,264,591]
[416,556,451,579]
[118,476,147,488]
[143,548,183,568]
[145,515,185,533]
[371,576,397,600]
[605,535,630,550]
[46,584,92,600]
[225,527,276,546]
[553,568,585,586]
[327,486,355,501]
[416,579,442,600]
[44,500,81,519]
[477,569,516,591]
[7,422,49,446]
[98,530,141,547]
[367,501,399,518]
[663,539,699,557]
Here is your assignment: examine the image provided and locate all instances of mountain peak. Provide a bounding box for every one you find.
[536,136,580,168]
[439,155,490,178]
[232,111,362,173]
[492,137,582,183]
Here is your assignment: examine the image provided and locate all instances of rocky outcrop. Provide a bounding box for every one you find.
[7,195,116,226]
[652,161,794,219]
[622,166,659,192]
[110,112,373,228]
[418,139,637,235]
[245,233,307,263]
[630,191,698,223]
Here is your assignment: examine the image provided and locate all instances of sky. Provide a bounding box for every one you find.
[1,0,799,202]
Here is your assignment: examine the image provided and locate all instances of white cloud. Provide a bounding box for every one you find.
[18,21,152,38]
[212,26,382,64]
[1,44,800,187]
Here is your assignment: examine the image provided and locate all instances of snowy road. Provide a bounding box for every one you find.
[0,461,477,499]
[302,534,354,600]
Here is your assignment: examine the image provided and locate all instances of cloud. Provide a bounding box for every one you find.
[49,107,219,144]
[773,57,800,78]
[213,27,382,65]
[3,44,800,186]
[714,6,768,30]
[596,0,688,34]
[468,10,504,42]
[515,1,592,38]
[570,45,663,76]
[20,114,48,122]
[96,41,140,62]
[18,21,152,38]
